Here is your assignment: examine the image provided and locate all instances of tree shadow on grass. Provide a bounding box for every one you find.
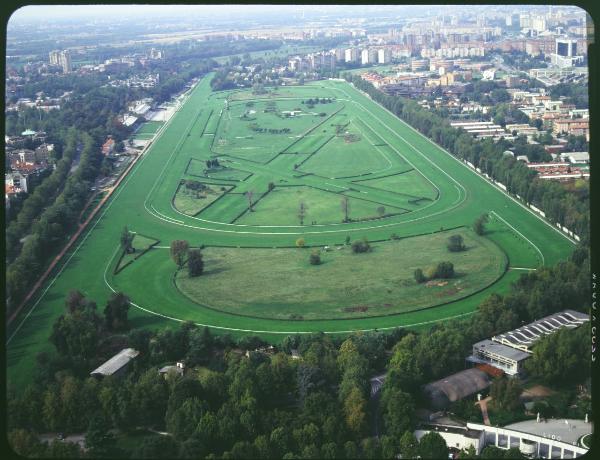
[201,266,228,276]
[129,313,170,330]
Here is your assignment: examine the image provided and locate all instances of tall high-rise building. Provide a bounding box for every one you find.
[149,48,163,60]
[377,48,391,64]
[59,50,72,73]
[361,49,377,65]
[49,50,60,66]
[531,16,547,33]
[344,48,359,63]
[49,50,72,73]
[556,38,577,56]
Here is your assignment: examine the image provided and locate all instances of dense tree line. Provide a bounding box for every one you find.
[5,57,218,318]
[5,132,102,314]
[10,73,108,101]
[7,244,590,458]
[5,128,79,262]
[348,74,589,241]
[549,83,589,109]
[8,298,408,458]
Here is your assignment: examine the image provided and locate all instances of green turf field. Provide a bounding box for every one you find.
[173,182,233,216]
[172,229,506,320]
[7,74,576,388]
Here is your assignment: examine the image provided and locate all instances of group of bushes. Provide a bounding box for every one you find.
[414,261,455,284]
[247,123,291,134]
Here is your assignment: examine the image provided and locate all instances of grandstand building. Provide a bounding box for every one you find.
[468,310,589,376]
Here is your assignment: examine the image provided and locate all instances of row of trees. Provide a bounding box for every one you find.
[5,128,80,262]
[170,240,204,277]
[348,74,589,242]
[6,132,104,314]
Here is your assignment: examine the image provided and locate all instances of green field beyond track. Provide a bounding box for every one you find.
[7,75,575,388]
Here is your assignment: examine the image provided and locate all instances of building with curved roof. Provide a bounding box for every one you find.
[423,368,491,410]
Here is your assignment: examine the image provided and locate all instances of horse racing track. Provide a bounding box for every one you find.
[7,74,575,387]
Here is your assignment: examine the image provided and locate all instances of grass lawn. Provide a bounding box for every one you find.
[116,233,160,273]
[173,182,233,216]
[212,98,342,162]
[173,229,507,320]
[299,119,393,178]
[357,170,439,201]
[236,186,404,226]
[186,159,251,181]
[136,121,164,136]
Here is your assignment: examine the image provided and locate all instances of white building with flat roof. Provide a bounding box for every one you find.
[415,418,591,457]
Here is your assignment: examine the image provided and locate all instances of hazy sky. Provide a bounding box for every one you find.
[9,4,458,24]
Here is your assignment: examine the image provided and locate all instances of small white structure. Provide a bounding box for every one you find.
[159,361,185,378]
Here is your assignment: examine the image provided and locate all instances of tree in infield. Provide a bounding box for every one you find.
[170,240,189,268]
[188,249,204,277]
[473,213,489,236]
[341,196,350,222]
[120,226,134,254]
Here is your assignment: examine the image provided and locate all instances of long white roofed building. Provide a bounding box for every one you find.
[468,310,589,376]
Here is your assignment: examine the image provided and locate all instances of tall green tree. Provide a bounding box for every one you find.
[418,432,448,459]
[170,240,189,268]
[187,249,204,277]
[103,292,130,331]
[120,226,134,253]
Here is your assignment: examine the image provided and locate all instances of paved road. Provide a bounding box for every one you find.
[39,433,86,449]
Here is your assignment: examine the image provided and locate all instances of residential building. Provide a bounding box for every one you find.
[505,75,520,88]
[553,118,589,140]
[410,58,429,71]
[344,48,359,63]
[377,48,391,64]
[5,171,29,193]
[102,136,116,156]
[49,50,72,73]
[361,48,378,65]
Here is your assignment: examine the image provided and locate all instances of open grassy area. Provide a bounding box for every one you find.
[115,233,160,273]
[298,119,394,178]
[173,181,233,216]
[136,121,164,136]
[357,170,439,201]
[212,99,341,162]
[236,186,405,226]
[7,74,576,390]
[173,229,506,320]
[185,159,251,181]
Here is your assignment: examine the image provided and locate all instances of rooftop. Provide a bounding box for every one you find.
[472,339,531,362]
[423,368,491,410]
[492,310,589,352]
[90,348,139,377]
[504,419,593,447]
